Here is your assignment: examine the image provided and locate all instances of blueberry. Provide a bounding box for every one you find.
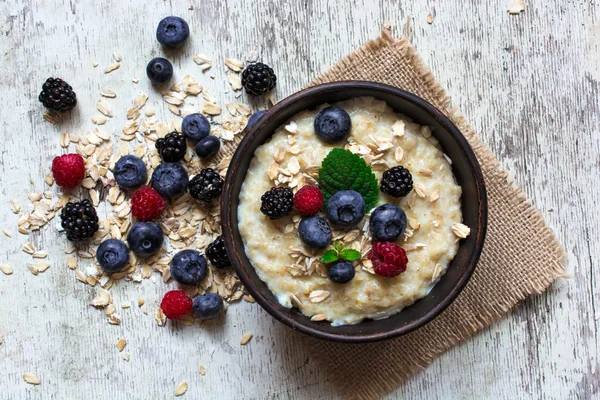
[170,250,208,285]
[151,162,189,198]
[192,293,224,319]
[156,16,189,49]
[369,204,407,242]
[326,190,365,227]
[96,239,130,272]
[127,222,164,256]
[146,58,173,84]
[195,136,221,158]
[314,106,351,143]
[328,260,355,284]
[247,110,266,128]
[298,216,332,249]
[114,155,147,189]
[182,113,211,142]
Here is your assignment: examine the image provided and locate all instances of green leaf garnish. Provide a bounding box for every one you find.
[321,250,339,264]
[340,248,361,261]
[317,148,379,211]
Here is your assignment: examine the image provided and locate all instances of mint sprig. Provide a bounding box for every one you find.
[321,242,362,264]
[317,148,379,211]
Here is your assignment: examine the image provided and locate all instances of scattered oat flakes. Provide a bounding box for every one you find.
[225,58,243,72]
[414,184,427,198]
[155,308,166,326]
[419,168,433,176]
[427,13,434,24]
[194,54,212,70]
[60,132,70,147]
[432,263,442,282]
[240,332,253,345]
[228,73,242,91]
[97,98,113,117]
[0,264,13,275]
[199,365,206,376]
[101,88,117,98]
[92,61,99,67]
[508,0,526,14]
[392,120,405,137]
[175,381,188,396]
[202,102,221,116]
[23,372,40,385]
[43,111,60,124]
[108,314,121,325]
[10,199,20,214]
[112,49,122,62]
[104,62,120,73]
[90,288,111,308]
[116,337,127,352]
[137,297,145,307]
[429,191,439,202]
[2,229,11,237]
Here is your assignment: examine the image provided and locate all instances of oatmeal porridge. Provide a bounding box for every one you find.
[238,97,469,326]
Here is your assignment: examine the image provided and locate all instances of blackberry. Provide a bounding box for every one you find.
[260,187,293,219]
[188,168,223,203]
[241,63,276,96]
[38,78,77,112]
[380,166,413,198]
[206,236,230,269]
[60,200,99,242]
[155,132,187,162]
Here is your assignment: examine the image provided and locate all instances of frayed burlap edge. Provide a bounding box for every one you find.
[222,31,566,400]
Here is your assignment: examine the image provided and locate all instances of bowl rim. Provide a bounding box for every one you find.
[222,81,487,343]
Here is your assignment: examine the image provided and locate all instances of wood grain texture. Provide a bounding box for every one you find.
[0,1,597,399]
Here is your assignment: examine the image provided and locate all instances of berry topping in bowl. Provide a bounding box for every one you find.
[298,216,332,250]
[151,162,189,198]
[369,204,407,242]
[155,132,187,162]
[182,113,211,142]
[380,166,413,198]
[170,250,208,285]
[38,77,77,112]
[314,106,351,142]
[188,168,223,203]
[52,153,85,189]
[96,239,130,272]
[146,57,173,84]
[60,200,99,242]
[127,221,164,256]
[369,241,409,278]
[206,236,231,269]
[130,187,167,221]
[260,187,293,219]
[241,62,276,96]
[156,16,189,49]
[160,290,193,320]
[195,136,221,158]
[328,260,355,284]
[114,155,148,189]
[192,293,224,319]
[326,190,366,227]
[293,185,323,215]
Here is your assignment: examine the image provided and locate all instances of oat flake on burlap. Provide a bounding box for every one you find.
[221,31,566,400]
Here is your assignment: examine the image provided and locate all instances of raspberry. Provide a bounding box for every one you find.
[368,241,408,277]
[160,290,193,320]
[293,186,323,215]
[52,154,86,189]
[131,187,167,221]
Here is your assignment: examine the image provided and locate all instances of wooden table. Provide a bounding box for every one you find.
[1,1,597,398]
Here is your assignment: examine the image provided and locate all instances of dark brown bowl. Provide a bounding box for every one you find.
[222,81,487,343]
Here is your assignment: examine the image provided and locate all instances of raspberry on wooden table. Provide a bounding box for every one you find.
[51,153,86,189]
[131,187,167,221]
[160,290,193,320]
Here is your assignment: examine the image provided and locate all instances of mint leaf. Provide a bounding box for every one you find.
[340,249,361,261]
[333,241,342,252]
[318,148,379,211]
[321,250,339,264]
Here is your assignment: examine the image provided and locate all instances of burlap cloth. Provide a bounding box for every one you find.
[224,31,566,399]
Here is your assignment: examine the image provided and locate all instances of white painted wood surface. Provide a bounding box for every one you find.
[0,1,598,399]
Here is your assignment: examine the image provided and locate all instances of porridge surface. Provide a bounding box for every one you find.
[238,97,464,325]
